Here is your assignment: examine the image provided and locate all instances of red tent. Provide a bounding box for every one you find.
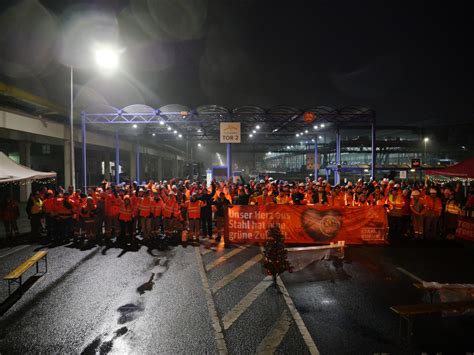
[425,156,474,179]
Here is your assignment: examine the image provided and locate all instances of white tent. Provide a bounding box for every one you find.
[0,152,56,184]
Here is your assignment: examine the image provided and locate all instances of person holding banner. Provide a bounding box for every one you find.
[213,192,232,246]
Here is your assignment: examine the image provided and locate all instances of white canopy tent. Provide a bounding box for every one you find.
[0,152,56,184]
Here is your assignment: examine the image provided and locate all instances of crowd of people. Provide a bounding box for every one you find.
[1,176,473,247]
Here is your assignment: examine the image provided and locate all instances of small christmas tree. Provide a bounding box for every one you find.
[262,225,292,288]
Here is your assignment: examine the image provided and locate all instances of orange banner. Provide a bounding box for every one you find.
[225,205,388,244]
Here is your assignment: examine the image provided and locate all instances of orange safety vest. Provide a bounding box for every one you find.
[138,197,153,217]
[424,196,442,216]
[106,195,121,217]
[163,198,178,218]
[187,200,202,219]
[81,204,97,221]
[332,194,345,208]
[56,198,73,218]
[151,199,164,217]
[119,203,133,222]
[43,198,56,215]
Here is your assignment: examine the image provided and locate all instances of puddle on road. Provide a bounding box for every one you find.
[137,273,155,295]
[81,327,129,355]
[117,302,145,324]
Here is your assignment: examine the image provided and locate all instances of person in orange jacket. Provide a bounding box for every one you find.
[80,197,98,242]
[185,193,206,242]
[118,195,134,245]
[151,191,164,238]
[55,192,74,242]
[423,187,442,239]
[138,190,153,241]
[161,190,182,237]
[105,188,121,239]
[42,191,57,241]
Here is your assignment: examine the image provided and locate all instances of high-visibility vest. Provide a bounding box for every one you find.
[255,194,274,205]
[424,196,442,216]
[81,204,97,221]
[445,200,461,215]
[187,200,202,219]
[119,204,133,222]
[276,195,289,205]
[56,198,73,218]
[31,198,43,214]
[151,199,163,217]
[138,197,152,217]
[106,195,121,217]
[388,194,405,209]
[163,198,178,218]
[43,198,56,215]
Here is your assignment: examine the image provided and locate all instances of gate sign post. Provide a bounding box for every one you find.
[220,122,241,143]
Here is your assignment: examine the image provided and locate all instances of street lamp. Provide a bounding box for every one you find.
[69,45,120,189]
[423,137,429,163]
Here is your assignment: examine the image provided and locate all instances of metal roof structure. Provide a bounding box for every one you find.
[82,104,375,142]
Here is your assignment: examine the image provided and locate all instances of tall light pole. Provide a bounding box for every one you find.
[424,137,429,164]
[71,45,120,189]
[70,66,75,189]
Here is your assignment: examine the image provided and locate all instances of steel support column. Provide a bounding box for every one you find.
[335,127,341,185]
[371,121,376,180]
[136,141,140,183]
[314,140,318,181]
[81,113,87,190]
[227,143,232,181]
[115,131,120,184]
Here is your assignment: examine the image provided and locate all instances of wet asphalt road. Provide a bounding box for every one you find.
[0,238,473,354]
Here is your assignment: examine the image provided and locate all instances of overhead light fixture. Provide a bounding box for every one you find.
[159,121,164,125]
[313,125,318,130]
[93,45,120,71]
[167,126,171,131]
[173,130,177,134]
[252,130,256,134]
[305,130,308,133]
[197,128,202,133]
[286,146,290,149]
[152,133,156,137]
[296,134,299,137]
[256,125,261,130]
[198,143,202,147]
[132,124,137,128]
[178,134,182,138]
[320,124,325,128]
[249,134,253,138]
[318,136,323,139]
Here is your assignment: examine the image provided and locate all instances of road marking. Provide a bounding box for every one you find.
[0,245,30,259]
[277,277,320,355]
[222,276,272,330]
[205,246,248,271]
[256,309,292,354]
[195,248,228,355]
[211,254,263,293]
[201,248,212,256]
[396,267,424,282]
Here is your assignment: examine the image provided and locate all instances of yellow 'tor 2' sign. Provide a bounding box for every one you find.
[220,122,241,143]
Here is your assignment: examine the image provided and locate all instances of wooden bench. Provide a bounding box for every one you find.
[391,301,474,342]
[4,251,48,296]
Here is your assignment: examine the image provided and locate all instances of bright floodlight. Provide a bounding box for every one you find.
[167,126,171,131]
[152,133,156,136]
[313,125,318,130]
[320,123,325,128]
[173,130,177,134]
[249,134,253,138]
[198,143,202,147]
[424,137,429,142]
[94,46,119,71]
[178,134,182,138]
[252,130,256,134]
[286,146,290,149]
[318,136,323,139]
[159,121,164,125]
[296,133,299,137]
[256,125,261,130]
[305,130,308,133]
[132,124,137,128]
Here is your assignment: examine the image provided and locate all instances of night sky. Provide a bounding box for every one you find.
[0,0,472,125]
